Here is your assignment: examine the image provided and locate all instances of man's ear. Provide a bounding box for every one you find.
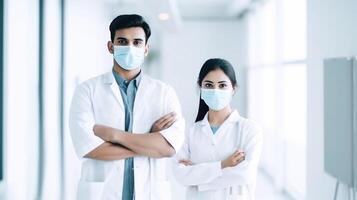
[107,41,114,54]
[144,43,149,56]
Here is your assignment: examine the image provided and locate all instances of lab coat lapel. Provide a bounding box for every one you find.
[133,74,148,117]
[110,84,124,109]
[200,114,216,143]
[103,72,124,110]
[214,110,240,139]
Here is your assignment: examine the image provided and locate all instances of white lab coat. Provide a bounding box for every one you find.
[172,110,263,200]
[69,71,185,200]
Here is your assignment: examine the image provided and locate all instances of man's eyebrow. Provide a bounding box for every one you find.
[116,37,128,40]
[134,38,144,41]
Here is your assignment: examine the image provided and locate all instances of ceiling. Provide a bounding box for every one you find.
[177,0,239,20]
[103,0,253,31]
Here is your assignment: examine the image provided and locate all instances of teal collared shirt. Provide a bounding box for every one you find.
[112,69,141,200]
[210,125,220,134]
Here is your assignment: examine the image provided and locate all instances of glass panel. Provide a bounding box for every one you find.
[260,0,277,64]
[248,0,278,66]
[6,0,40,198]
[281,0,307,61]
[0,0,4,182]
[248,67,285,181]
[282,63,307,197]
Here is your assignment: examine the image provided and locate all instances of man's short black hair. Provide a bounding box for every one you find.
[109,14,151,43]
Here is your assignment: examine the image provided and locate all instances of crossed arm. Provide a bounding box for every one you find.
[85,112,177,160]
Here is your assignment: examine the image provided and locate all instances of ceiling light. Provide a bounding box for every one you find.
[158,13,170,21]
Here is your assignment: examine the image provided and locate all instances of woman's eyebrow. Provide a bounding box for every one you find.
[203,80,213,83]
[218,81,228,83]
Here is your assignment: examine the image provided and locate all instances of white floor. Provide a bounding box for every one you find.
[256,170,294,200]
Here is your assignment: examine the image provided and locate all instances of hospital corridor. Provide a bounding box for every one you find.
[0,0,357,199]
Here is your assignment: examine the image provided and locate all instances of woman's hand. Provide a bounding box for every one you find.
[93,124,120,143]
[179,159,193,166]
[221,149,245,169]
[150,112,177,132]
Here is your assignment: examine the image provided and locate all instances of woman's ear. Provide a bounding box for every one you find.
[233,85,238,95]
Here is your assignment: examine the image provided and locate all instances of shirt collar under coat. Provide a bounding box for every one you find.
[103,70,143,87]
[112,69,142,88]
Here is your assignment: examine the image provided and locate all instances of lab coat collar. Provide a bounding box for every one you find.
[102,71,149,110]
[112,69,142,88]
[103,70,145,86]
[103,71,115,84]
[198,109,241,127]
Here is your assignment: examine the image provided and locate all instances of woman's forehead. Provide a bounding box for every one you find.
[203,69,230,82]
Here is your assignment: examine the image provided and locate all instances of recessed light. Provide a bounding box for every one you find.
[158,13,170,21]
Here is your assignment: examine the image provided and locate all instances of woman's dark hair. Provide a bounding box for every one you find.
[109,14,151,43]
[195,58,237,122]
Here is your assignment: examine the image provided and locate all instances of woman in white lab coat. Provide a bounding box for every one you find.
[173,58,263,200]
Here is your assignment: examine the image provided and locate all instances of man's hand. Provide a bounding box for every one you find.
[221,149,245,169]
[93,124,120,143]
[151,112,177,132]
[179,159,193,166]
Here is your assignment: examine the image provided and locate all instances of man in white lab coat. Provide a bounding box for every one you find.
[69,14,185,200]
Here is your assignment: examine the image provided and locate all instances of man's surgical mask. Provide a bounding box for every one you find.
[113,45,145,70]
[201,89,233,111]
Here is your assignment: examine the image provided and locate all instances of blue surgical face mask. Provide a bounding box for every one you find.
[201,89,233,111]
[113,45,145,70]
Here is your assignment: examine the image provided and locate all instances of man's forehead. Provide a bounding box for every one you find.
[114,27,145,39]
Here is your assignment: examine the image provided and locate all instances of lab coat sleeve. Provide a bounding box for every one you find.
[172,128,223,186]
[159,86,185,152]
[69,83,103,158]
[198,123,263,191]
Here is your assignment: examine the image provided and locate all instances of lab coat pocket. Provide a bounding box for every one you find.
[77,181,105,200]
[227,186,250,200]
[227,194,250,200]
[81,159,113,182]
[151,180,172,200]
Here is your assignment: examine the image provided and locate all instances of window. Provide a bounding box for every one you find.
[0,0,4,181]
[246,0,307,198]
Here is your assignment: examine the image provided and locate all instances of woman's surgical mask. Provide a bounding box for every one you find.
[113,45,145,70]
[201,89,233,111]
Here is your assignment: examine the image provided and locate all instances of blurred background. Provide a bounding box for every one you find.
[0,0,357,199]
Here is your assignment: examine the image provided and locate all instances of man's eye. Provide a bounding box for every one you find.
[134,41,143,46]
[118,40,127,45]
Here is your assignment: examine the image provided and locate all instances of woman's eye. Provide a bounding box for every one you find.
[219,84,227,88]
[204,83,213,88]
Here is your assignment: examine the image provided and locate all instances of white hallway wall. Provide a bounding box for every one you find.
[307,0,357,199]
